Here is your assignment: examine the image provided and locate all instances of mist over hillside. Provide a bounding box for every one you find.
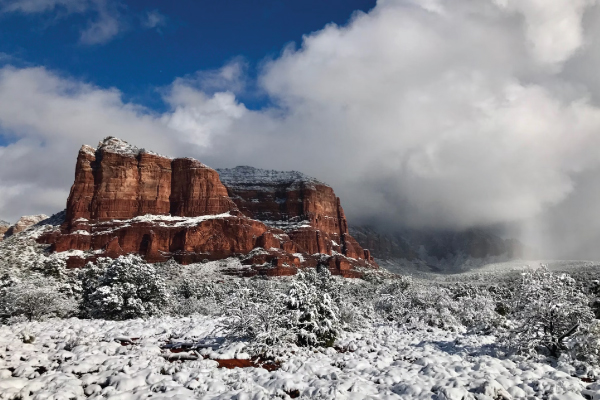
[351,225,538,273]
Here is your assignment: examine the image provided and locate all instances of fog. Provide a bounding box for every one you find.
[2,0,600,259]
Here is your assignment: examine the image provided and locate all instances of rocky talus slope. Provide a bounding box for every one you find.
[39,137,377,275]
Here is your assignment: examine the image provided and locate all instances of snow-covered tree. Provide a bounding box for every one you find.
[287,269,340,347]
[223,268,342,351]
[223,280,295,350]
[0,274,77,321]
[80,255,169,320]
[375,279,502,332]
[505,266,594,357]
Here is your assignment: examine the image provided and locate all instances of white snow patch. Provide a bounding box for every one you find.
[92,213,233,230]
[260,219,312,232]
[53,250,86,259]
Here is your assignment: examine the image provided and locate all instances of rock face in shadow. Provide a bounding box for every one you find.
[39,137,377,276]
[216,166,348,235]
[217,166,374,262]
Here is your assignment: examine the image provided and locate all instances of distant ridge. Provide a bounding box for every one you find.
[350,226,535,273]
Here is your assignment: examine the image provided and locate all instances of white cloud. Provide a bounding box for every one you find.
[79,3,121,45]
[141,9,166,30]
[2,0,600,258]
[492,0,597,66]
[172,60,248,95]
[0,0,89,13]
[0,66,181,220]
[1,0,123,45]
[0,65,252,220]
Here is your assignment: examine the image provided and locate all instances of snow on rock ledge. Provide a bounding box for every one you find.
[217,165,328,191]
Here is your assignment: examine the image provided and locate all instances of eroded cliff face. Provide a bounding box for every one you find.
[40,137,377,276]
[65,138,235,224]
[217,166,372,261]
[170,158,235,217]
[216,166,347,234]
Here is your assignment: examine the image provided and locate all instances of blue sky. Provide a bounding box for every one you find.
[0,0,375,117]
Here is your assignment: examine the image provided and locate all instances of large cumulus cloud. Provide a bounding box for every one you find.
[2,0,600,258]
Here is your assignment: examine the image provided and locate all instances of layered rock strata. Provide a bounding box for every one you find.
[65,138,236,224]
[39,137,377,276]
[217,166,373,262]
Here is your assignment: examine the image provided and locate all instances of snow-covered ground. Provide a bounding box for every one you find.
[1,316,596,400]
[2,221,600,400]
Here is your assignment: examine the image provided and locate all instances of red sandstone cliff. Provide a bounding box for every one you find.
[217,166,373,261]
[66,138,236,224]
[40,137,377,276]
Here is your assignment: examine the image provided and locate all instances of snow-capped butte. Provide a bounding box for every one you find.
[39,137,377,273]
[217,165,328,191]
[81,136,172,159]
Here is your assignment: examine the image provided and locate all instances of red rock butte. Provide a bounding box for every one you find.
[39,137,378,276]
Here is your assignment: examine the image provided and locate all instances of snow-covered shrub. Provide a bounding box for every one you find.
[448,283,505,332]
[503,267,594,357]
[337,280,378,329]
[569,320,600,366]
[287,269,340,347]
[170,279,222,316]
[585,279,600,319]
[222,279,294,351]
[397,285,463,330]
[0,274,77,322]
[35,256,69,278]
[223,268,342,351]
[375,279,501,332]
[80,255,169,320]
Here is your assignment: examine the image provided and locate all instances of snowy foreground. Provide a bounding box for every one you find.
[1,316,596,400]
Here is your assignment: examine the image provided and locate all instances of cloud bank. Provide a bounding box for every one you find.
[2,0,600,258]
